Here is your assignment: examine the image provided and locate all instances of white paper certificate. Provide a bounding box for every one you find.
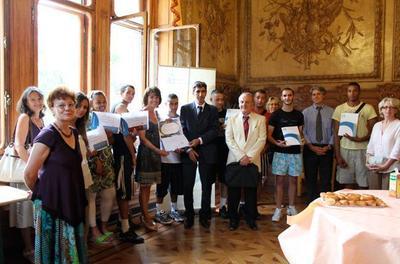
[338,113,359,137]
[225,109,240,123]
[159,117,189,151]
[91,111,121,133]
[121,111,149,133]
[87,126,109,151]
[282,126,301,146]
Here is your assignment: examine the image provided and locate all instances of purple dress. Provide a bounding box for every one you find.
[32,124,87,226]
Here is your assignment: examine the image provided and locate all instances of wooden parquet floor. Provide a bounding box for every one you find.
[89,205,291,264]
[89,182,306,264]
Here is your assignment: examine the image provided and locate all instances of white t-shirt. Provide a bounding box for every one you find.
[367,119,400,173]
[160,141,181,164]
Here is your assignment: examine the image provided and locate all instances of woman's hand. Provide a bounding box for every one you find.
[95,159,104,175]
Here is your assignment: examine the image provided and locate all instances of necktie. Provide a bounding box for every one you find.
[243,115,249,141]
[197,106,203,119]
[316,106,323,142]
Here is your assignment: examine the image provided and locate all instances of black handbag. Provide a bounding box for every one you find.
[225,162,259,188]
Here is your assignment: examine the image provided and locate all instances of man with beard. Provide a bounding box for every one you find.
[268,88,304,222]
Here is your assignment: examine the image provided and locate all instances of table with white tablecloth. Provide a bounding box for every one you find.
[278,190,400,264]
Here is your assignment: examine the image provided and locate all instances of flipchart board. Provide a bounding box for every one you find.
[156,65,216,211]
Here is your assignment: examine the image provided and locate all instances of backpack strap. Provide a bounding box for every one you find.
[355,102,366,114]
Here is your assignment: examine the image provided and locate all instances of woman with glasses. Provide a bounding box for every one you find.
[24,86,87,263]
[366,97,400,189]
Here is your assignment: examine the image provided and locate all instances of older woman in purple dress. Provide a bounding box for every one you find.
[24,86,87,263]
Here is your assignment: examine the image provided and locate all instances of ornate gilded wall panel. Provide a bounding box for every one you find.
[245,0,384,82]
[181,0,238,81]
[393,0,400,80]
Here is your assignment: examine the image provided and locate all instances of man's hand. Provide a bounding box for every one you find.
[309,145,327,156]
[159,149,169,157]
[336,154,348,168]
[240,155,251,166]
[189,138,201,148]
[276,140,289,148]
[188,149,199,163]
[343,133,363,142]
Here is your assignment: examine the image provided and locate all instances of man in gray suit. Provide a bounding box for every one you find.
[180,81,219,229]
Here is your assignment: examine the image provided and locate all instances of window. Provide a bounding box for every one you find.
[38,4,86,95]
[110,12,146,111]
[37,1,89,123]
[67,0,92,6]
[113,0,140,16]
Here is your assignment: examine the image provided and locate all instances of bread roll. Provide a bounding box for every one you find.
[356,200,367,206]
[360,194,374,201]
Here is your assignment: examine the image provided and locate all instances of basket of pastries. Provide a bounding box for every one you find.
[320,192,387,207]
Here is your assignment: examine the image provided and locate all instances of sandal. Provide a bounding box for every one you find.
[23,249,35,264]
[141,216,158,232]
[91,232,113,245]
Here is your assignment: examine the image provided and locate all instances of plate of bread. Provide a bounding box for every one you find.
[320,192,387,207]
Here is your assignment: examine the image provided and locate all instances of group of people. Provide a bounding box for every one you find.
[7,80,400,263]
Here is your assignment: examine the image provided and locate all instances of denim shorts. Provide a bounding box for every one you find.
[272,152,302,176]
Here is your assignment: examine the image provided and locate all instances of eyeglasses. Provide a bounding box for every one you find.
[380,106,397,110]
[55,103,75,110]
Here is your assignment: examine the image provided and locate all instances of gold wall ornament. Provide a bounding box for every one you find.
[198,0,233,61]
[393,0,400,81]
[259,0,364,70]
[180,0,238,80]
[245,0,384,82]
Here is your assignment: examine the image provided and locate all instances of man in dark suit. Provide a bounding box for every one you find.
[180,81,219,229]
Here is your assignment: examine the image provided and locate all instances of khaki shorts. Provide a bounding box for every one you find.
[336,148,369,187]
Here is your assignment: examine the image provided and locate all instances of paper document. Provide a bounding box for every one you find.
[91,111,121,133]
[121,111,149,134]
[225,109,240,123]
[282,126,301,146]
[159,117,189,151]
[87,126,109,151]
[338,113,358,137]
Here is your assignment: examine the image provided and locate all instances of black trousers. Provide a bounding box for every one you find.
[183,162,216,219]
[228,186,257,222]
[303,145,334,203]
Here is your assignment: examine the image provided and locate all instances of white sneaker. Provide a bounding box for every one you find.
[272,208,282,222]
[287,206,298,216]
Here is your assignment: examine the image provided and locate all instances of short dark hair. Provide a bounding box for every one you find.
[47,86,76,108]
[310,86,327,95]
[192,81,207,92]
[16,86,46,118]
[348,82,361,91]
[211,89,224,97]
[281,87,294,95]
[89,90,106,100]
[143,87,162,106]
[120,84,135,94]
[167,93,178,100]
[75,92,90,137]
[254,89,266,95]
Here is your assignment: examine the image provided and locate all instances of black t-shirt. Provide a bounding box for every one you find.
[269,108,304,154]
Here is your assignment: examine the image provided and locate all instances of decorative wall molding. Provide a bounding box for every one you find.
[393,0,400,80]
[244,0,384,83]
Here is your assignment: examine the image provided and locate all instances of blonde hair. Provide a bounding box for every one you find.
[267,96,280,106]
[378,97,400,118]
